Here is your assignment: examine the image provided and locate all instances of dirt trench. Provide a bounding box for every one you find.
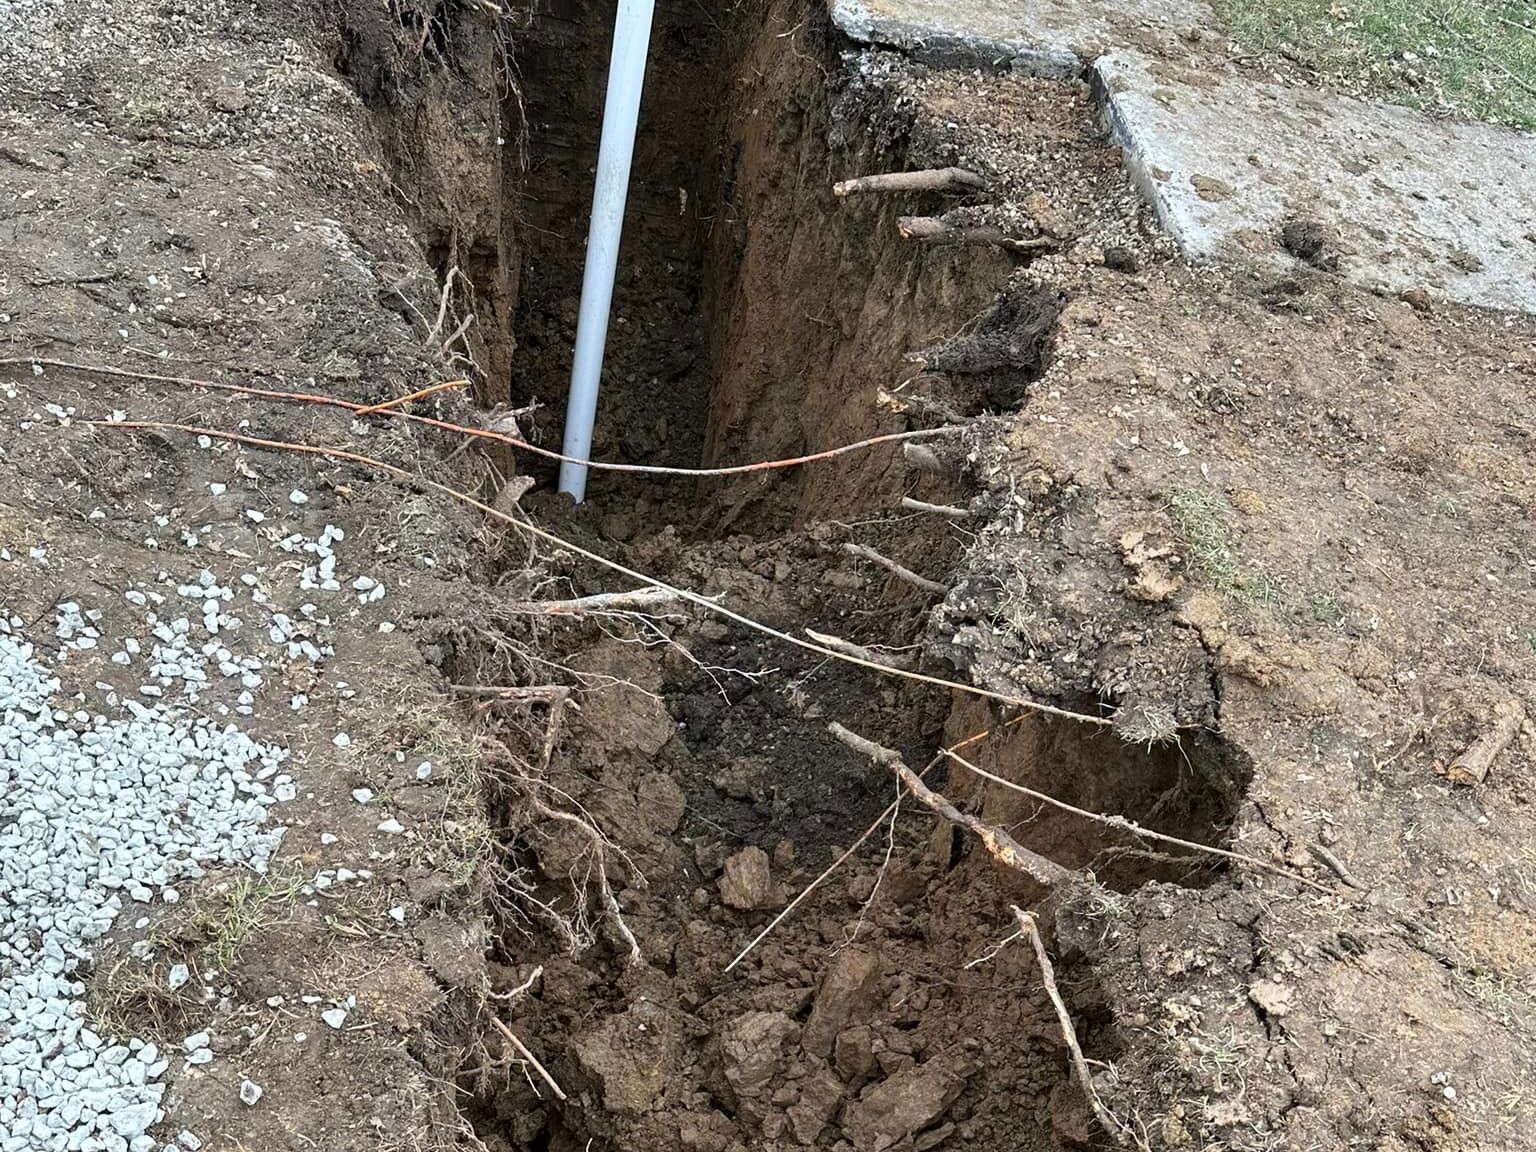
[353,3,1256,1149]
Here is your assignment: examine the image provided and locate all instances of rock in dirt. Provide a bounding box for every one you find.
[803,947,882,1058]
[787,1064,845,1145]
[1248,978,1293,1018]
[1119,528,1184,603]
[834,1025,876,1081]
[721,1010,799,1115]
[574,1000,679,1114]
[842,1052,979,1151]
[718,846,776,910]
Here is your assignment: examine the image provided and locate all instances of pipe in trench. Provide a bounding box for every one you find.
[557,0,657,503]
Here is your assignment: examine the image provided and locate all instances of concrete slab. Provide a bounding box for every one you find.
[828,0,1212,77]
[1096,53,1536,313]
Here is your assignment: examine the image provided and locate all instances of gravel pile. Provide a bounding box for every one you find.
[0,620,290,1151]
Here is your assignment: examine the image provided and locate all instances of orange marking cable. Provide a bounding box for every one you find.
[354,378,469,415]
[84,417,1115,730]
[8,357,961,478]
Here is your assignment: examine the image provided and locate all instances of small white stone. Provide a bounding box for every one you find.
[377,818,405,835]
[388,907,407,923]
[321,1008,348,1029]
[167,964,190,990]
[332,732,351,748]
[239,1079,263,1106]
[351,788,374,804]
[289,489,308,505]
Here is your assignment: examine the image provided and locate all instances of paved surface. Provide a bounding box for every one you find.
[1096,53,1536,312]
[828,0,1212,76]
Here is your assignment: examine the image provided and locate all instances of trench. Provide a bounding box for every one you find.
[349,2,1255,1149]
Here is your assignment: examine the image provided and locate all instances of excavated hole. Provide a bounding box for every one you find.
[372,3,1258,1148]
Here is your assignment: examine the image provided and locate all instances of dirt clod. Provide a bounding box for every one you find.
[842,1050,980,1150]
[573,1001,678,1114]
[802,948,882,1059]
[834,1025,878,1081]
[1280,217,1339,271]
[718,846,776,910]
[722,1010,800,1119]
[1248,978,1294,1018]
[788,1065,847,1144]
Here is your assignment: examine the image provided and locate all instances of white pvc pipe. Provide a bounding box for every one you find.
[558,0,657,503]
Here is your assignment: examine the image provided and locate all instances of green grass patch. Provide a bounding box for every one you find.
[190,870,304,970]
[1212,0,1536,130]
[1168,488,1287,610]
[1309,591,1347,626]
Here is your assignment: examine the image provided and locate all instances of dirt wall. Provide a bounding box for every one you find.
[698,0,1011,527]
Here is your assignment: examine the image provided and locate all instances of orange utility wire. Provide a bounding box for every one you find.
[85,418,1114,730]
[8,357,961,478]
[354,378,469,415]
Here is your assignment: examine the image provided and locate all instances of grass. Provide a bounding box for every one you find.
[1212,0,1536,130]
[86,868,300,1041]
[1308,591,1346,627]
[190,870,304,970]
[993,560,1040,638]
[88,956,195,1043]
[123,99,172,128]
[1168,488,1286,611]
[401,705,496,894]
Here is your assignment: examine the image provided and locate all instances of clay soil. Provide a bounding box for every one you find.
[1,1,1533,1151]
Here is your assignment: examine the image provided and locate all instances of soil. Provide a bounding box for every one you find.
[2,1,1534,1152]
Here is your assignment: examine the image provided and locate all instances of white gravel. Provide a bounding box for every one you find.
[0,621,290,1151]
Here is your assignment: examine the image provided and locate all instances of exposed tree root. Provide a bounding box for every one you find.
[1012,907,1147,1149]
[841,541,949,595]
[84,418,1120,728]
[829,723,1078,888]
[834,166,987,197]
